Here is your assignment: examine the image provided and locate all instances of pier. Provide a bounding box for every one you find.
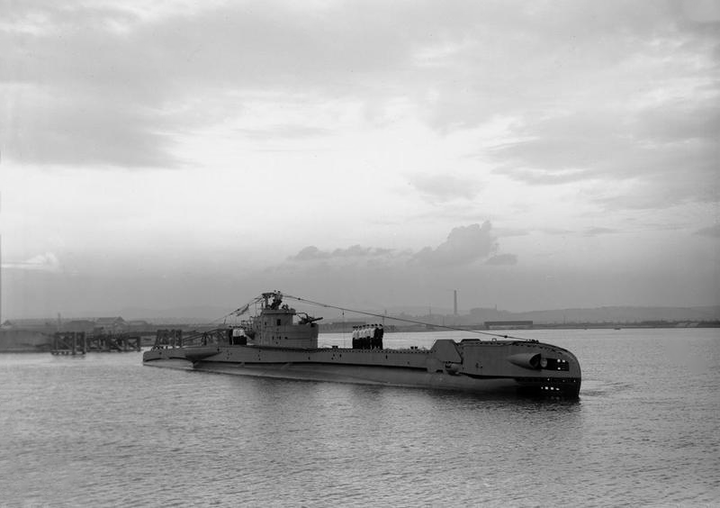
[51,332,141,355]
[51,332,87,355]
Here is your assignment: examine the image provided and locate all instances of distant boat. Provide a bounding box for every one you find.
[143,291,581,398]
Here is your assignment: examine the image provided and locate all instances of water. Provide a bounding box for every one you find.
[1,329,719,507]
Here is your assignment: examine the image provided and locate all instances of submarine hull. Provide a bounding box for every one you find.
[143,341,581,398]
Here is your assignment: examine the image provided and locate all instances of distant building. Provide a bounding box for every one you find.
[65,320,96,334]
[126,320,151,332]
[1,319,58,332]
[94,317,127,334]
[485,320,533,330]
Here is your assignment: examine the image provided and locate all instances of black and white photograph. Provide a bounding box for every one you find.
[1,0,718,506]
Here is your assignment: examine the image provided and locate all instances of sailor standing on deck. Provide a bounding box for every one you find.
[372,324,381,349]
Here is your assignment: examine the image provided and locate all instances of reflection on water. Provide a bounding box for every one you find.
[1,329,718,506]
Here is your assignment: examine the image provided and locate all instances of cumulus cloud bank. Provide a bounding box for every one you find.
[289,245,395,262]
[288,222,515,269]
[2,252,62,272]
[413,223,498,267]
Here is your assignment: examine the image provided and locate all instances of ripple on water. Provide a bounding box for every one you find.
[2,330,719,506]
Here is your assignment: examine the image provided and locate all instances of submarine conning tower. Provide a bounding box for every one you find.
[254,291,320,348]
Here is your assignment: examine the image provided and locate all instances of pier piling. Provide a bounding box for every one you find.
[51,332,140,354]
[51,332,87,355]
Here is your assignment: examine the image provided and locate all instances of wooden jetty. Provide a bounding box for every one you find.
[51,332,87,355]
[51,332,141,355]
[154,329,184,348]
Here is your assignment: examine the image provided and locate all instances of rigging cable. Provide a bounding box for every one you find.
[191,295,262,330]
[283,293,533,342]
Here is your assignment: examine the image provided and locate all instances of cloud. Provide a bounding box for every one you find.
[486,253,518,265]
[408,174,482,202]
[694,224,720,238]
[289,246,328,261]
[2,3,185,167]
[488,101,718,209]
[287,222,516,270]
[6,91,177,168]
[288,245,396,262]
[412,222,499,267]
[236,125,332,141]
[6,0,717,174]
[460,5,720,211]
[541,228,575,236]
[494,227,531,238]
[585,227,619,236]
[679,0,720,23]
[3,252,62,272]
[1,1,427,168]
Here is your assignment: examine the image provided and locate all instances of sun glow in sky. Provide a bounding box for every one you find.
[1,0,718,318]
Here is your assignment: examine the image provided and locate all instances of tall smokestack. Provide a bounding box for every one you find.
[453,290,458,316]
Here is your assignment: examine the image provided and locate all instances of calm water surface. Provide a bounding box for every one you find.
[1,329,719,507]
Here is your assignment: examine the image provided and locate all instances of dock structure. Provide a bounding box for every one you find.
[51,332,87,355]
[87,334,141,352]
[151,328,244,349]
[51,332,141,354]
[153,329,183,348]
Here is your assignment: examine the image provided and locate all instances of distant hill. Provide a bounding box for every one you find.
[492,306,720,325]
[316,305,720,326]
[8,304,718,328]
[117,305,235,323]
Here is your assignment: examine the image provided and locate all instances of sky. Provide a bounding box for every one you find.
[1,0,719,319]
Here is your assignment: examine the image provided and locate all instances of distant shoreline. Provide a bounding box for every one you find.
[2,322,718,353]
[346,321,720,333]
